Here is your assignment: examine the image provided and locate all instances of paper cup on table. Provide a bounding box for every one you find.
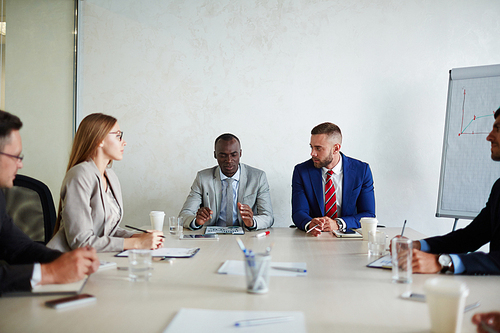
[360,217,378,240]
[424,278,469,333]
[244,253,271,294]
[149,211,165,231]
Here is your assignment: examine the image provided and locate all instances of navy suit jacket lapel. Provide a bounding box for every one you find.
[308,164,324,216]
[341,153,351,213]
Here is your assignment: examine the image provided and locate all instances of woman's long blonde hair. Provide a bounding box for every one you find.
[53,113,117,235]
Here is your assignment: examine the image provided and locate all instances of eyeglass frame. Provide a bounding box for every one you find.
[0,151,24,162]
[109,131,124,141]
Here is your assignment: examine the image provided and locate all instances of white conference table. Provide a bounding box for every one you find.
[1,227,499,333]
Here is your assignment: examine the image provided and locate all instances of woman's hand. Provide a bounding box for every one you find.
[126,231,164,250]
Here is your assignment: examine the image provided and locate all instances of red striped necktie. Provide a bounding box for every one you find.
[325,170,338,219]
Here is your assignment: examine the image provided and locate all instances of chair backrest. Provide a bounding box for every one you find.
[2,175,56,244]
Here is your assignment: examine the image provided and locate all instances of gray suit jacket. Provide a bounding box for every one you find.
[47,160,134,252]
[179,163,274,230]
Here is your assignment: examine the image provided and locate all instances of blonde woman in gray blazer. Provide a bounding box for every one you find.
[47,113,164,252]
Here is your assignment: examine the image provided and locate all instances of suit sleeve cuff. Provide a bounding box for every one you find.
[246,218,257,230]
[31,263,42,288]
[304,221,312,231]
[189,219,203,230]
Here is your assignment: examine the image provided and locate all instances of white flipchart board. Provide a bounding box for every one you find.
[436,64,500,219]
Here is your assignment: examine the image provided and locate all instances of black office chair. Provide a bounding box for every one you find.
[2,175,57,244]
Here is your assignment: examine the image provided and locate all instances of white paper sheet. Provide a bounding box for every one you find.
[163,308,307,333]
[116,248,200,258]
[218,260,307,277]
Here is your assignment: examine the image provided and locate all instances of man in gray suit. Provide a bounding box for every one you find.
[180,133,274,231]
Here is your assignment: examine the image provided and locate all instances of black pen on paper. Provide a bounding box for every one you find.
[400,220,407,237]
[125,225,166,238]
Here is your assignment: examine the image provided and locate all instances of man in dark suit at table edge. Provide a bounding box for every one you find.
[292,122,375,237]
[179,133,274,231]
[410,107,500,275]
[0,110,100,293]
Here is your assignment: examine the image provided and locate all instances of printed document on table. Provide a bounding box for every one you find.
[366,254,392,269]
[164,308,306,333]
[218,260,307,277]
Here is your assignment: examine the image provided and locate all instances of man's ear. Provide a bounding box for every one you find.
[214,151,216,159]
[333,143,341,153]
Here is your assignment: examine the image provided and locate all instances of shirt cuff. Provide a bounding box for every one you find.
[31,263,42,288]
[246,218,257,230]
[419,240,430,252]
[449,254,465,274]
[189,219,203,230]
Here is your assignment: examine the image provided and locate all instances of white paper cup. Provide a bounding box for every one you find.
[424,278,469,333]
[149,211,165,231]
[360,217,378,240]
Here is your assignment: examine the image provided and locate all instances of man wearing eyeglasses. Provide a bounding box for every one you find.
[0,110,100,293]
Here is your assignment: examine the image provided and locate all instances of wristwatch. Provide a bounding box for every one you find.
[335,219,345,232]
[438,254,453,274]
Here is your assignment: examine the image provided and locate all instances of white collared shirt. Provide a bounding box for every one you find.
[218,166,240,226]
[304,156,345,232]
[322,157,343,218]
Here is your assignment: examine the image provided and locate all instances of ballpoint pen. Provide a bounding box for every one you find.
[235,237,247,255]
[400,220,407,237]
[125,225,166,238]
[272,266,307,273]
[306,225,321,234]
[234,316,294,327]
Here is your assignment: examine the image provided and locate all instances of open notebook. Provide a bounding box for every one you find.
[3,276,89,297]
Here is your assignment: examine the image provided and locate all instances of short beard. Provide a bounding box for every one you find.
[313,155,333,169]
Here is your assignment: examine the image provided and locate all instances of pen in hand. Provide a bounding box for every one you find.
[400,220,407,237]
[306,225,321,234]
[125,225,166,238]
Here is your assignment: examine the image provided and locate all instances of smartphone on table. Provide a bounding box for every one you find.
[45,293,96,309]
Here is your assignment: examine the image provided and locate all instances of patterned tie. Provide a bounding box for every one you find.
[225,178,234,227]
[325,170,338,219]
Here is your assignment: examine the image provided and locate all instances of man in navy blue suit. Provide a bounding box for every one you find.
[409,108,500,275]
[0,110,99,293]
[292,122,375,237]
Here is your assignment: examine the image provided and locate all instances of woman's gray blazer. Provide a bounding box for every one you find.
[47,160,134,252]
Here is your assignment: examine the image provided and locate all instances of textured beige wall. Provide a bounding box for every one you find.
[79,0,500,237]
[5,0,74,201]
